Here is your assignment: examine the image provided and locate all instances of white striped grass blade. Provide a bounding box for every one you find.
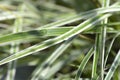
[0,14,111,66]
[100,0,110,80]
[104,33,120,67]
[31,36,74,80]
[75,47,94,80]
[37,48,84,80]
[38,6,120,29]
[0,27,119,45]
[105,50,120,80]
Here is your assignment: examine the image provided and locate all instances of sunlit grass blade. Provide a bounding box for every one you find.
[113,67,120,80]
[0,4,120,45]
[0,26,119,45]
[75,47,94,80]
[38,48,83,80]
[37,4,120,29]
[0,1,120,80]
[0,13,111,66]
[105,50,120,80]
[31,36,75,80]
[100,0,110,80]
[92,34,100,80]
[0,27,72,45]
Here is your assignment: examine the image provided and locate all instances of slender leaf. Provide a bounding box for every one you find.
[104,33,120,67]
[75,47,94,80]
[0,14,111,66]
[31,36,74,80]
[0,26,119,45]
[105,50,120,80]
[100,0,110,80]
[6,10,23,80]
[92,34,100,80]
[37,5,120,29]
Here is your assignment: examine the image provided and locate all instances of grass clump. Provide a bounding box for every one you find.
[0,0,120,80]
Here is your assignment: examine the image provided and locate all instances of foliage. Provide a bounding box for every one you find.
[0,0,120,80]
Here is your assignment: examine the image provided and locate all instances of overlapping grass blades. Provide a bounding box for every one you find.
[0,26,119,45]
[100,0,110,80]
[0,4,120,45]
[31,36,74,80]
[105,50,120,80]
[104,33,120,67]
[0,13,111,66]
[0,1,120,80]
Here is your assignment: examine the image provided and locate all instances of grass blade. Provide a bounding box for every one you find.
[31,36,74,80]
[105,50,120,80]
[40,51,83,80]
[0,27,72,45]
[75,47,94,80]
[100,0,110,80]
[37,4,120,29]
[0,14,111,66]
[104,33,120,67]
[0,24,119,44]
[92,34,100,80]
[0,26,119,45]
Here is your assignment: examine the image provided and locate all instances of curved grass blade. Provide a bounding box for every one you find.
[105,50,120,80]
[104,33,120,67]
[100,0,110,80]
[39,48,83,80]
[0,5,120,45]
[75,47,94,80]
[0,2,119,23]
[37,5,120,29]
[0,14,112,66]
[39,50,83,80]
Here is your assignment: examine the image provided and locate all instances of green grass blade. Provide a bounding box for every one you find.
[0,26,119,45]
[100,0,110,80]
[0,27,72,45]
[105,50,120,80]
[0,5,120,45]
[92,34,100,80]
[37,5,120,29]
[31,36,74,80]
[104,33,120,67]
[0,1,120,80]
[0,14,111,66]
[75,47,94,80]
[39,48,83,80]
